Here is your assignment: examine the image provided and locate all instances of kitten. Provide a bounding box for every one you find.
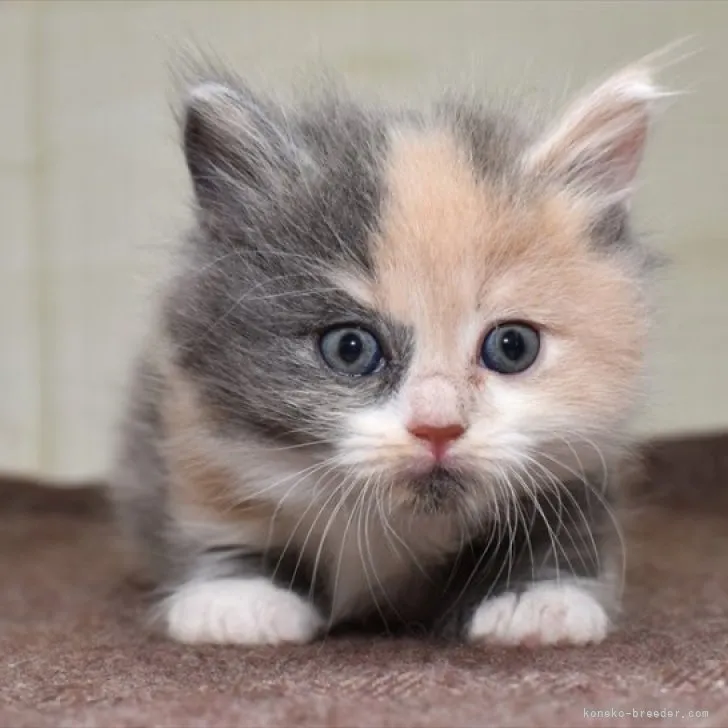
[111,60,664,647]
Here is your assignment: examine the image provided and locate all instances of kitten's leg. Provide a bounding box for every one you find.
[110,358,324,646]
[442,481,619,647]
[159,548,325,646]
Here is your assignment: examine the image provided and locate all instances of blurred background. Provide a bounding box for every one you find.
[1,0,726,481]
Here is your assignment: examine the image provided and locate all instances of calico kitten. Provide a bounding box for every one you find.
[111,60,664,646]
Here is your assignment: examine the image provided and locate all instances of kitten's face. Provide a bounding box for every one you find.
[337,131,646,511]
[168,70,657,516]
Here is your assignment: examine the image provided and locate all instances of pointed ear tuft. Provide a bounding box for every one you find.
[184,83,240,203]
[182,81,288,214]
[524,63,672,206]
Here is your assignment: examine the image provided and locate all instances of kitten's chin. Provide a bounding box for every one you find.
[393,466,469,516]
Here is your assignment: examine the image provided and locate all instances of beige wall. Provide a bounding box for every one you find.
[1,1,727,480]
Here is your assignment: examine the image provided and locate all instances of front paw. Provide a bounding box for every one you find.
[163,577,324,645]
[467,581,610,647]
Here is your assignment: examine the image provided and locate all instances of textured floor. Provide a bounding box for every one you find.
[2,434,728,727]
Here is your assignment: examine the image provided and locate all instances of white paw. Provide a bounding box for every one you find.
[163,578,324,645]
[467,582,610,647]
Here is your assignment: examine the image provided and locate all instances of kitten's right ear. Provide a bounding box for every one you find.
[182,82,286,214]
[523,63,669,208]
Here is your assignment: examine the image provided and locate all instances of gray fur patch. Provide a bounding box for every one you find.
[167,83,419,443]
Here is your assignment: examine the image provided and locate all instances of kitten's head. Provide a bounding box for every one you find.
[166,64,663,518]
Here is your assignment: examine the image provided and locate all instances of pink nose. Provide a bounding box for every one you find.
[408,423,465,460]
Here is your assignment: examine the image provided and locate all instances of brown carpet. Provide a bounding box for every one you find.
[2,435,728,727]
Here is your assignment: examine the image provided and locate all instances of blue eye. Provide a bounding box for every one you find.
[319,326,384,376]
[481,322,540,374]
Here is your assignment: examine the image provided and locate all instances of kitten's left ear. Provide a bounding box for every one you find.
[524,64,668,206]
[182,80,296,218]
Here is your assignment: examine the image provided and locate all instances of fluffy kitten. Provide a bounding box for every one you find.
[111,60,663,647]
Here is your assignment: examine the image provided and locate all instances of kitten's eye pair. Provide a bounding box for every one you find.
[318,323,540,376]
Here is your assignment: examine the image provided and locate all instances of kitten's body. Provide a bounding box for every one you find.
[111,63,661,646]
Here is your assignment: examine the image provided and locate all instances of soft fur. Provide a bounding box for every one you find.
[110,59,665,646]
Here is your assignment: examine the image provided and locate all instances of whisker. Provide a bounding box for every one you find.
[267,458,347,583]
[363,480,406,627]
[503,465,541,584]
[328,480,371,630]
[286,469,357,594]
[438,475,508,621]
[377,487,432,582]
[352,480,390,633]
[518,455,595,578]
[307,470,360,605]
[529,446,626,597]
[521,460,571,581]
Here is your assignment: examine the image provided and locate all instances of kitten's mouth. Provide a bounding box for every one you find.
[401,465,466,514]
